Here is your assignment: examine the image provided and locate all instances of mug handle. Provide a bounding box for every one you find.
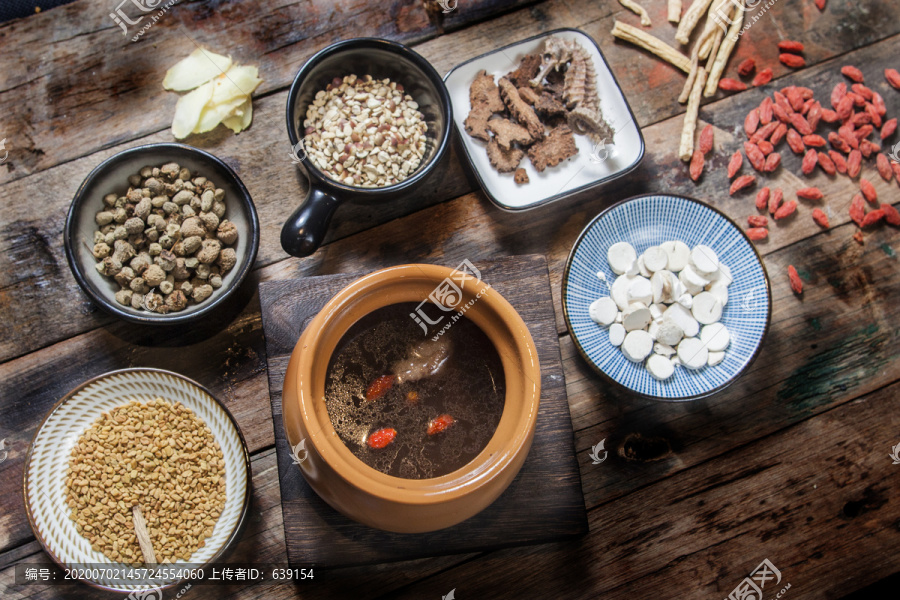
[280,184,342,258]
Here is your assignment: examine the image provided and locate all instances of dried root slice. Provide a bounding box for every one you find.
[704,0,744,97]
[163,47,232,92]
[675,0,715,45]
[611,21,692,73]
[619,0,652,27]
[171,80,214,139]
[668,0,683,23]
[680,67,707,162]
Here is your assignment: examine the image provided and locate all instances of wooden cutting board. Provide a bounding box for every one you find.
[259,254,587,567]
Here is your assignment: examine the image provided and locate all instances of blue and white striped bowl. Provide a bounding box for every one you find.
[23,369,251,593]
[563,194,771,401]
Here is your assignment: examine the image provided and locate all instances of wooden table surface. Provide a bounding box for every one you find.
[1,0,898,598]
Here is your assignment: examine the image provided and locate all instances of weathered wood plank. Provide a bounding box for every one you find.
[384,379,900,599]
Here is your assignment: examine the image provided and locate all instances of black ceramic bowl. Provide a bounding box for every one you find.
[282,37,453,258]
[64,143,260,325]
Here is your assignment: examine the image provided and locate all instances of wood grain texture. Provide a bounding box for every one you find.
[259,255,587,567]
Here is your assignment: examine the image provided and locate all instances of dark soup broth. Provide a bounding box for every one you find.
[324,302,505,479]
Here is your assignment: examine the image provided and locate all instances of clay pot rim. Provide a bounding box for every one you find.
[293,263,540,505]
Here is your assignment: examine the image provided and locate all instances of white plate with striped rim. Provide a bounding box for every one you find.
[23,368,251,593]
[563,194,771,401]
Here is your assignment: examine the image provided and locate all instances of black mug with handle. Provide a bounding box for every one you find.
[282,38,453,258]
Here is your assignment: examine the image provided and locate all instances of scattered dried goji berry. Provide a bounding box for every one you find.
[745,141,766,171]
[774,200,798,220]
[773,103,791,124]
[800,98,815,116]
[885,68,900,89]
[882,203,900,226]
[849,92,867,108]
[849,194,866,226]
[820,108,839,123]
[744,109,760,136]
[817,152,836,175]
[801,148,818,174]
[860,178,878,204]
[746,227,768,241]
[807,102,822,131]
[815,0,826,10]
[811,208,830,228]
[838,125,859,150]
[720,78,748,92]
[748,215,768,227]
[787,129,806,154]
[851,83,874,101]
[828,131,851,153]
[785,87,805,112]
[880,118,897,140]
[769,188,784,215]
[861,209,885,228]
[851,111,872,127]
[750,122,778,144]
[865,104,883,129]
[790,113,813,136]
[699,124,714,154]
[787,265,803,295]
[797,187,824,201]
[847,149,862,178]
[778,40,805,53]
[365,374,395,402]
[730,174,756,195]
[752,68,773,87]
[803,134,826,147]
[764,152,782,172]
[831,83,847,109]
[876,153,894,181]
[829,150,848,174]
[836,96,854,122]
[854,125,874,142]
[841,65,864,83]
[689,149,705,182]
[427,414,455,436]
[759,97,774,124]
[727,151,743,178]
[797,86,815,100]
[738,58,756,77]
[756,187,771,211]
[771,123,788,146]
[780,54,806,68]
[872,92,887,116]
[367,427,397,449]
[758,140,775,155]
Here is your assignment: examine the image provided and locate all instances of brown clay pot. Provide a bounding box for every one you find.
[282,264,540,533]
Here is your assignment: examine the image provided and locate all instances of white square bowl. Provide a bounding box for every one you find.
[444,28,645,211]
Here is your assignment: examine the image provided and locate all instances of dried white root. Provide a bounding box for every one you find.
[704,0,744,97]
[675,0,715,45]
[611,21,692,73]
[163,48,232,92]
[668,0,683,23]
[619,0,652,27]
[679,66,707,162]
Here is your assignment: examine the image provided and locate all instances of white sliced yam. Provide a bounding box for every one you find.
[671,355,682,367]
[611,275,635,311]
[661,240,691,272]
[221,98,253,133]
[627,276,652,305]
[700,323,730,351]
[708,280,729,306]
[676,292,693,309]
[706,260,733,286]
[664,303,699,338]
[656,318,684,346]
[647,354,675,380]
[707,350,725,366]
[171,80,214,139]
[589,297,619,326]
[623,305,652,332]
[637,255,652,277]
[654,342,676,357]
[642,245,668,272]
[622,330,654,362]
[608,242,637,275]
[210,65,263,105]
[648,320,660,340]
[690,244,719,275]
[679,264,710,295]
[609,323,626,346]
[649,303,664,320]
[163,47,232,91]
[651,270,677,304]
[692,291,723,325]
[677,337,708,369]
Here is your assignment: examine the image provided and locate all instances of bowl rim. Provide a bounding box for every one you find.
[63,142,260,325]
[291,263,541,504]
[21,367,253,593]
[285,37,453,196]
[561,193,773,402]
[443,26,646,212]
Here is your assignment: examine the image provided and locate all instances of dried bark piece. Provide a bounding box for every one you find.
[506,54,543,89]
[464,104,493,142]
[469,69,505,113]
[486,138,525,173]
[527,125,579,172]
[497,77,545,140]
[514,168,529,184]
[487,118,534,151]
